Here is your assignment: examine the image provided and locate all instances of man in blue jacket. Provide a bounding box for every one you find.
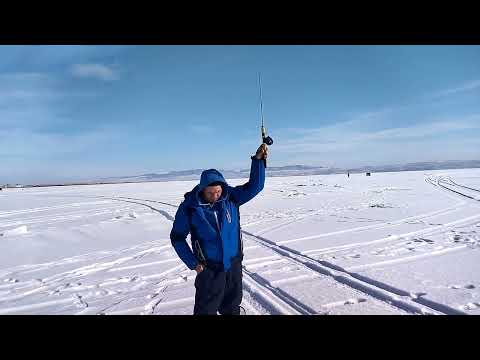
[170,144,268,315]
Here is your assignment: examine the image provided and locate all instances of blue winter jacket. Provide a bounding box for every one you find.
[170,158,265,272]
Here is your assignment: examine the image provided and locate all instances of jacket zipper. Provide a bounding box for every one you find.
[213,210,221,232]
[213,210,224,264]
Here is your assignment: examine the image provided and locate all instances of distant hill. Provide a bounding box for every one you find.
[94,160,480,184]
[18,160,480,188]
[347,160,480,173]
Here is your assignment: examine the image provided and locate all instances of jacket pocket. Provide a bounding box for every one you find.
[194,267,211,289]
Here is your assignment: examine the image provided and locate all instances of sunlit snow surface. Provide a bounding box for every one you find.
[1,168,479,315]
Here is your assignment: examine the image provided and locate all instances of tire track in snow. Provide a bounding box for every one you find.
[241,230,466,315]
[92,194,466,315]
[102,197,175,222]
[301,213,480,256]
[119,197,408,315]
[0,201,114,218]
[115,197,179,209]
[438,180,480,201]
[0,244,178,308]
[93,196,316,315]
[16,192,463,315]
[241,269,319,315]
[440,176,480,193]
[0,205,136,229]
[276,205,464,246]
[251,209,324,237]
[0,195,191,315]
[427,175,480,202]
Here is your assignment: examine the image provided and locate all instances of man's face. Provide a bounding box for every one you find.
[202,185,222,204]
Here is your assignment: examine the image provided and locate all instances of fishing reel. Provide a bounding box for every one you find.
[263,135,274,146]
[261,127,273,145]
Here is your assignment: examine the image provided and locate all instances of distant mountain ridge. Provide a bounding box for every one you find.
[95,160,480,184]
[16,160,480,187]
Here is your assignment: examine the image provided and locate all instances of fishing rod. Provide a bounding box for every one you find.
[258,73,273,167]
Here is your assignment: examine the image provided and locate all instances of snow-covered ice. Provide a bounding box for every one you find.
[0,168,479,315]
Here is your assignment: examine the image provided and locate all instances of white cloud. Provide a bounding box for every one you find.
[0,90,41,102]
[189,124,214,134]
[0,72,101,131]
[71,63,118,81]
[428,79,480,99]
[274,114,480,155]
[0,72,49,81]
[0,126,126,186]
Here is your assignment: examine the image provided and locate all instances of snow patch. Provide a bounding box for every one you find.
[384,187,412,191]
[2,226,29,237]
[113,211,139,220]
[460,302,480,311]
[3,278,19,283]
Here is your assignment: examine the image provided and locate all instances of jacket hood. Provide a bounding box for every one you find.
[183,169,229,205]
[198,169,228,192]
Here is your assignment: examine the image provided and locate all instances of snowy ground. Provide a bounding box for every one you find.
[1,168,479,315]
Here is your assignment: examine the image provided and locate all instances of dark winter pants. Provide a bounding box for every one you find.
[193,259,243,315]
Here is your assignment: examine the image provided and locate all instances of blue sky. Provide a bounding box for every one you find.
[1,45,479,184]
